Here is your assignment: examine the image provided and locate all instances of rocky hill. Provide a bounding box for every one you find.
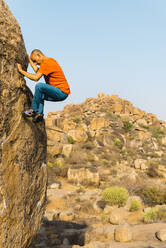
[31,93,166,248]
[46,92,166,183]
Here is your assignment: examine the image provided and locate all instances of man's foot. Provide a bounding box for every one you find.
[22,109,36,118]
[32,113,43,123]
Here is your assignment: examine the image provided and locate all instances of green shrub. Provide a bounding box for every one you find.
[123,121,134,132]
[47,161,54,168]
[102,186,129,207]
[144,208,158,223]
[120,150,127,156]
[114,138,121,148]
[130,200,141,212]
[140,125,150,130]
[102,159,109,166]
[101,213,109,222]
[149,153,159,158]
[144,207,166,223]
[152,128,164,139]
[74,116,81,124]
[67,136,75,144]
[55,160,64,168]
[157,207,166,219]
[142,186,166,206]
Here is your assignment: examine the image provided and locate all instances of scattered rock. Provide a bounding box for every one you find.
[62,144,73,157]
[59,211,75,221]
[63,238,70,245]
[49,181,61,189]
[126,170,138,182]
[109,208,129,225]
[44,209,59,221]
[89,117,109,131]
[84,241,107,248]
[161,136,166,146]
[93,200,103,213]
[156,229,166,241]
[104,205,116,214]
[47,143,62,156]
[62,119,77,132]
[68,128,88,142]
[45,117,56,127]
[136,119,148,126]
[68,166,100,186]
[134,159,148,170]
[115,223,132,242]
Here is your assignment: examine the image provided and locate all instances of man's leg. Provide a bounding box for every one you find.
[32,82,68,115]
[32,82,45,114]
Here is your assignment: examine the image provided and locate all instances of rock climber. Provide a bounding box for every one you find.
[17,49,70,122]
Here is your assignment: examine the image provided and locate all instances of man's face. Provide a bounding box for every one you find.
[30,53,42,65]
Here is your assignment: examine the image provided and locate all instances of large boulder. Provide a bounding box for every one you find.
[156,229,166,241]
[114,223,132,242]
[89,117,109,131]
[68,166,100,186]
[109,208,129,225]
[0,1,47,247]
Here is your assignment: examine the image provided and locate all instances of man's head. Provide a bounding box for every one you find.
[30,49,45,65]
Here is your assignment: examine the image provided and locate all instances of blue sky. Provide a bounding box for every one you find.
[5,0,166,120]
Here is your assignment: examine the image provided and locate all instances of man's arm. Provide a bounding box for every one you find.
[17,64,43,81]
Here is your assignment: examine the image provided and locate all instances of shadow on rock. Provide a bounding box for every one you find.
[30,218,87,248]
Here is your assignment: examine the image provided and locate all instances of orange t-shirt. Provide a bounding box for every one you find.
[38,58,70,94]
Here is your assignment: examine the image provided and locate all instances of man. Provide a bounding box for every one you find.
[17,49,70,122]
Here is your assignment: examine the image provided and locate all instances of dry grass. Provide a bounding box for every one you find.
[66,150,88,165]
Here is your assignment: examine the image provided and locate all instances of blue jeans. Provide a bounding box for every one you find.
[32,82,68,114]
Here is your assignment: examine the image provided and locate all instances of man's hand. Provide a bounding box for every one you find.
[17,63,43,81]
[28,56,38,72]
[28,56,36,65]
[17,63,23,73]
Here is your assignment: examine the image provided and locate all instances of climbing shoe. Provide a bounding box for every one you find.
[32,113,43,123]
[22,109,36,118]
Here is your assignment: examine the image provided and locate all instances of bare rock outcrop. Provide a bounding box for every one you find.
[0,1,47,247]
[45,92,166,179]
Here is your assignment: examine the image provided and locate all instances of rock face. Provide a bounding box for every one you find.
[0,1,47,248]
